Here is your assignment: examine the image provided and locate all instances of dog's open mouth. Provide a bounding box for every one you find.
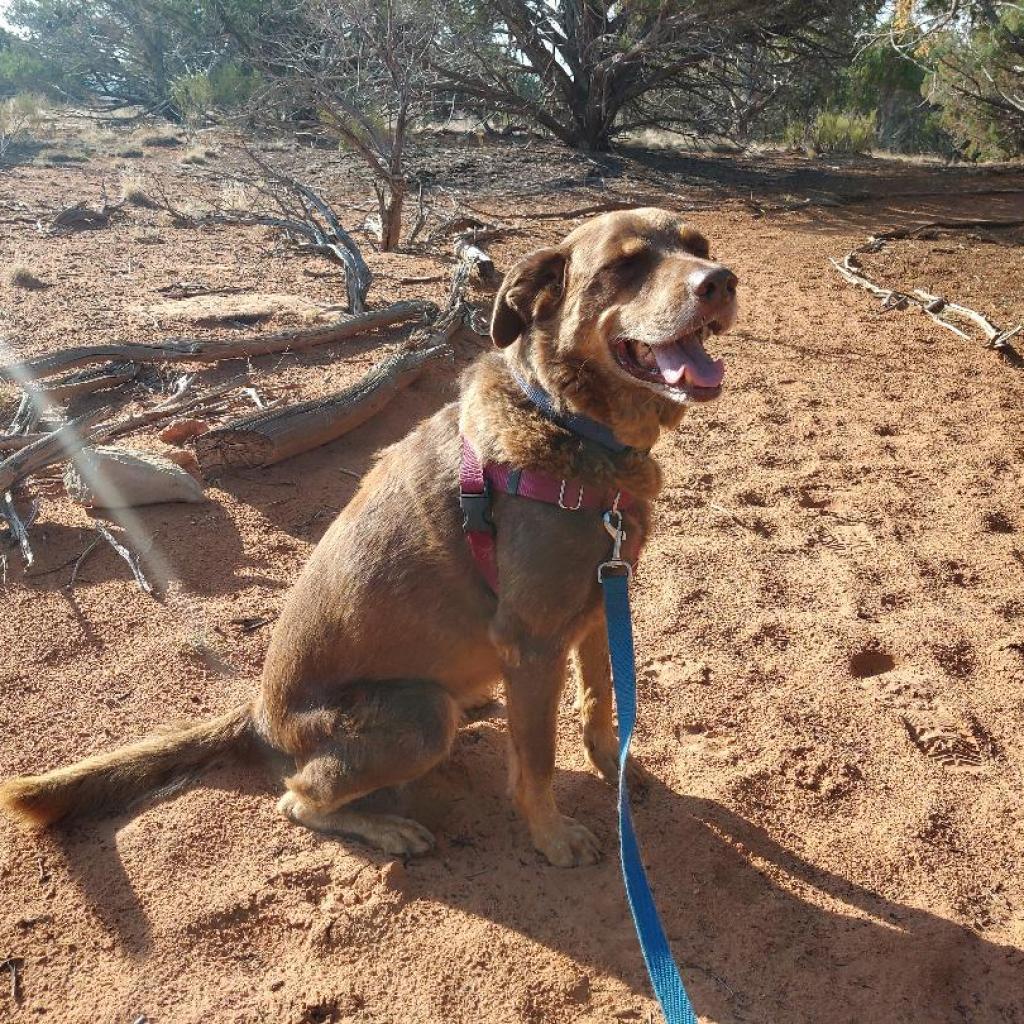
[613,323,725,401]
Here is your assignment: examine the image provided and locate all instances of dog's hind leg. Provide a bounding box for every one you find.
[277,679,458,856]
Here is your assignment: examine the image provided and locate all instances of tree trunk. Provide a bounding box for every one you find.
[380,180,406,252]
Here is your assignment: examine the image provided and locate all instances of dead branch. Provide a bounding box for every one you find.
[193,244,479,473]
[1,492,37,567]
[0,956,23,1005]
[94,523,153,595]
[28,362,138,403]
[6,392,40,435]
[0,408,116,495]
[194,340,451,472]
[0,300,435,385]
[175,151,373,313]
[454,237,498,285]
[832,236,1022,357]
[0,433,47,450]
[0,377,249,494]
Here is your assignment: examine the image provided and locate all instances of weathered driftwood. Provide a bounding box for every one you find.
[64,445,206,508]
[193,244,478,473]
[0,377,246,492]
[5,393,39,435]
[173,153,373,313]
[29,361,138,403]
[0,409,116,494]
[0,433,47,451]
[454,238,497,284]
[831,237,1022,355]
[194,340,451,472]
[0,300,435,384]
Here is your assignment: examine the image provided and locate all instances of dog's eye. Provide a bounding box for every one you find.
[604,249,649,276]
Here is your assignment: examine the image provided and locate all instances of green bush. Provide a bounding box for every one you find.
[170,72,214,129]
[925,11,1024,160]
[786,109,876,154]
[170,62,260,125]
[0,92,46,157]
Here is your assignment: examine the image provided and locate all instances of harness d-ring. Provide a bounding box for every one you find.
[557,479,584,510]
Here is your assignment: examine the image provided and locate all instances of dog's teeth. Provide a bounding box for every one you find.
[639,343,657,369]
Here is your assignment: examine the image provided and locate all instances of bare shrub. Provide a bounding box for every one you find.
[5,263,46,289]
[120,169,155,207]
[0,93,46,159]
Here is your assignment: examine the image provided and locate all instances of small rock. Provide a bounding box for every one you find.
[163,448,203,478]
[565,973,591,1004]
[379,860,407,890]
[159,418,210,445]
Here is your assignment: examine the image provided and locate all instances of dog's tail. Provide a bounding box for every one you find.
[0,703,260,828]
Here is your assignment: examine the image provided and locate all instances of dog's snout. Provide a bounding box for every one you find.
[690,265,738,306]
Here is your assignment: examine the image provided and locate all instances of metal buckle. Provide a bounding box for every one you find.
[557,479,584,511]
[459,490,493,533]
[598,509,633,581]
[598,559,633,582]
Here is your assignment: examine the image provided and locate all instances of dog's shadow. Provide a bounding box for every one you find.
[395,721,1023,1023]
[31,720,1023,1023]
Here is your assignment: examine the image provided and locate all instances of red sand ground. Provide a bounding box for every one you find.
[1,124,1022,1023]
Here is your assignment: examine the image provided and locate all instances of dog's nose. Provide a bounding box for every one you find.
[690,265,738,306]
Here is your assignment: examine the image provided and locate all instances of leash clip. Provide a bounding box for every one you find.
[598,509,632,582]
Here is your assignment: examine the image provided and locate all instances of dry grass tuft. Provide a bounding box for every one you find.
[180,146,210,166]
[138,130,183,149]
[120,169,156,207]
[6,263,47,289]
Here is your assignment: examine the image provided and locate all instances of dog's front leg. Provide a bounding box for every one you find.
[574,624,619,785]
[499,636,601,867]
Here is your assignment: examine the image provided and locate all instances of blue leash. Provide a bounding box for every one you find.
[599,512,698,1024]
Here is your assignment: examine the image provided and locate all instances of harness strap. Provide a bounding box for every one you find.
[459,436,634,592]
[459,436,499,592]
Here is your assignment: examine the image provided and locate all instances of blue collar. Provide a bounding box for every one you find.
[511,367,632,454]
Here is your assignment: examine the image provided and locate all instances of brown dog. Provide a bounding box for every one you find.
[0,208,738,868]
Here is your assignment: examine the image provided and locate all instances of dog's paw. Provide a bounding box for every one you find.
[534,815,602,868]
[365,814,436,857]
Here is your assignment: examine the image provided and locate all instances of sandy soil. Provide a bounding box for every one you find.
[1,122,1023,1024]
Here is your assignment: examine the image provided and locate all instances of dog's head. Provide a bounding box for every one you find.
[491,207,738,447]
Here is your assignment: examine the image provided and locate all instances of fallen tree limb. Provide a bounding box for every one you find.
[1,492,37,567]
[0,377,251,493]
[0,433,47,450]
[0,300,435,385]
[831,238,1022,357]
[172,150,373,313]
[194,340,451,472]
[194,246,479,473]
[454,237,498,285]
[94,523,153,595]
[29,362,138,403]
[0,408,117,494]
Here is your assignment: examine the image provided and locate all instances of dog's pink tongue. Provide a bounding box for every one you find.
[653,337,725,389]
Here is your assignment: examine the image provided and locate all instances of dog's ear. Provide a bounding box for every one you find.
[679,227,710,260]
[491,247,566,348]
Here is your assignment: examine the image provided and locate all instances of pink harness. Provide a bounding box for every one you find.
[459,435,636,592]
